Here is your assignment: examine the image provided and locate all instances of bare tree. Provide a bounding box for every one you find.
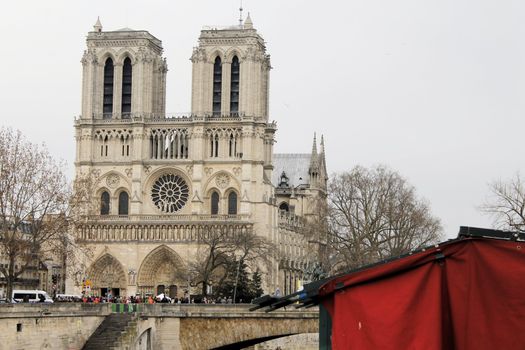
[189,227,274,297]
[327,165,442,273]
[481,173,525,232]
[0,128,71,300]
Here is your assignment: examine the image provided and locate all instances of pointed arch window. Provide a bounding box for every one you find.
[230,56,240,115]
[118,191,129,215]
[279,202,289,212]
[100,191,110,215]
[213,57,222,116]
[228,192,238,215]
[121,57,132,117]
[211,192,220,215]
[103,58,114,118]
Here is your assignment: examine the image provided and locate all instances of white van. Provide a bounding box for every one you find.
[12,290,53,303]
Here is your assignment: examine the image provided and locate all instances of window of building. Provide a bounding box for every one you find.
[228,192,238,215]
[103,58,114,118]
[230,56,239,114]
[121,57,132,117]
[279,202,289,212]
[229,133,236,157]
[211,192,220,215]
[213,57,222,116]
[118,191,129,215]
[100,191,110,215]
[210,134,219,157]
[151,174,189,213]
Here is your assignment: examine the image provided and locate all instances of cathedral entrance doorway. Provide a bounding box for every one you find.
[169,285,178,299]
[137,246,186,298]
[156,285,165,295]
[88,254,127,297]
[101,288,121,298]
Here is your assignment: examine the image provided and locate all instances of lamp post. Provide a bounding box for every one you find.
[233,254,242,304]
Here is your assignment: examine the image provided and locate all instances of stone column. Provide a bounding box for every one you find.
[113,63,123,118]
[221,62,231,116]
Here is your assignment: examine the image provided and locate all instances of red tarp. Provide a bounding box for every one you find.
[319,238,525,350]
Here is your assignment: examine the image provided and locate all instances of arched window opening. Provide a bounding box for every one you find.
[228,192,238,215]
[118,192,129,215]
[100,191,110,215]
[121,57,132,117]
[230,56,240,115]
[211,192,220,215]
[210,134,219,158]
[213,57,222,116]
[229,133,235,157]
[103,58,114,118]
[279,202,289,212]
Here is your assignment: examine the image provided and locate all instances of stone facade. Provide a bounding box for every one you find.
[0,304,318,350]
[68,16,327,298]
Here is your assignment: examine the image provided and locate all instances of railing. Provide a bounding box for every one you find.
[83,214,251,223]
[278,212,306,231]
[202,25,245,31]
[76,221,254,242]
[76,112,252,120]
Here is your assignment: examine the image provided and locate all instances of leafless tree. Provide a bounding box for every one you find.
[481,173,525,232]
[0,128,72,300]
[327,165,443,273]
[189,227,274,296]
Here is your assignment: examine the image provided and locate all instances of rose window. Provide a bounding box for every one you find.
[151,174,189,213]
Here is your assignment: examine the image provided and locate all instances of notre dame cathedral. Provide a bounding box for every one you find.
[68,15,327,298]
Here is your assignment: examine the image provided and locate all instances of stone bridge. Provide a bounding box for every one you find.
[0,304,318,349]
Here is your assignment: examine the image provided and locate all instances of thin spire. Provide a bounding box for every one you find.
[239,0,244,26]
[320,134,325,154]
[93,16,102,32]
[312,132,318,156]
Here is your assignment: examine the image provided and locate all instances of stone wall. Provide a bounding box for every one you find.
[0,304,110,350]
[255,333,319,350]
[0,304,318,350]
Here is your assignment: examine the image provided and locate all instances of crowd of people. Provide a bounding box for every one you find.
[54,293,244,304]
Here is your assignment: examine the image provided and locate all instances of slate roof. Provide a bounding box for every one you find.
[272,154,311,187]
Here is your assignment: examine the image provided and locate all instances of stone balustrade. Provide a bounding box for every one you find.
[84,214,251,223]
[76,221,254,243]
[74,113,270,125]
[278,212,306,232]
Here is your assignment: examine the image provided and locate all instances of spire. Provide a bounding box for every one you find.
[311,132,318,157]
[93,17,102,33]
[310,133,320,185]
[320,134,325,154]
[244,12,253,29]
[239,0,244,27]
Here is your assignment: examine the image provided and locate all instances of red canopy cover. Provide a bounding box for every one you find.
[319,237,525,349]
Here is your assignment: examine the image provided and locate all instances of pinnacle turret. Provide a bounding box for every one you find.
[244,13,253,29]
[311,132,318,157]
[93,17,102,32]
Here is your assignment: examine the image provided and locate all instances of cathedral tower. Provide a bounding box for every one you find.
[190,14,271,119]
[80,19,167,120]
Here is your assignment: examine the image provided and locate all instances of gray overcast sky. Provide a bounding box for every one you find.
[1,0,524,237]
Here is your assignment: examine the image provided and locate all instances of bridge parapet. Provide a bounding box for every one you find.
[139,303,318,318]
[0,304,318,349]
[0,303,111,318]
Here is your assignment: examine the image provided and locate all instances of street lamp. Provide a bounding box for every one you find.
[232,252,242,304]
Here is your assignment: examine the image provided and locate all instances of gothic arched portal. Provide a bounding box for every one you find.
[137,245,186,297]
[88,253,127,297]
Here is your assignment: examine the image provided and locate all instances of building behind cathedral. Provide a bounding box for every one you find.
[68,15,327,298]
